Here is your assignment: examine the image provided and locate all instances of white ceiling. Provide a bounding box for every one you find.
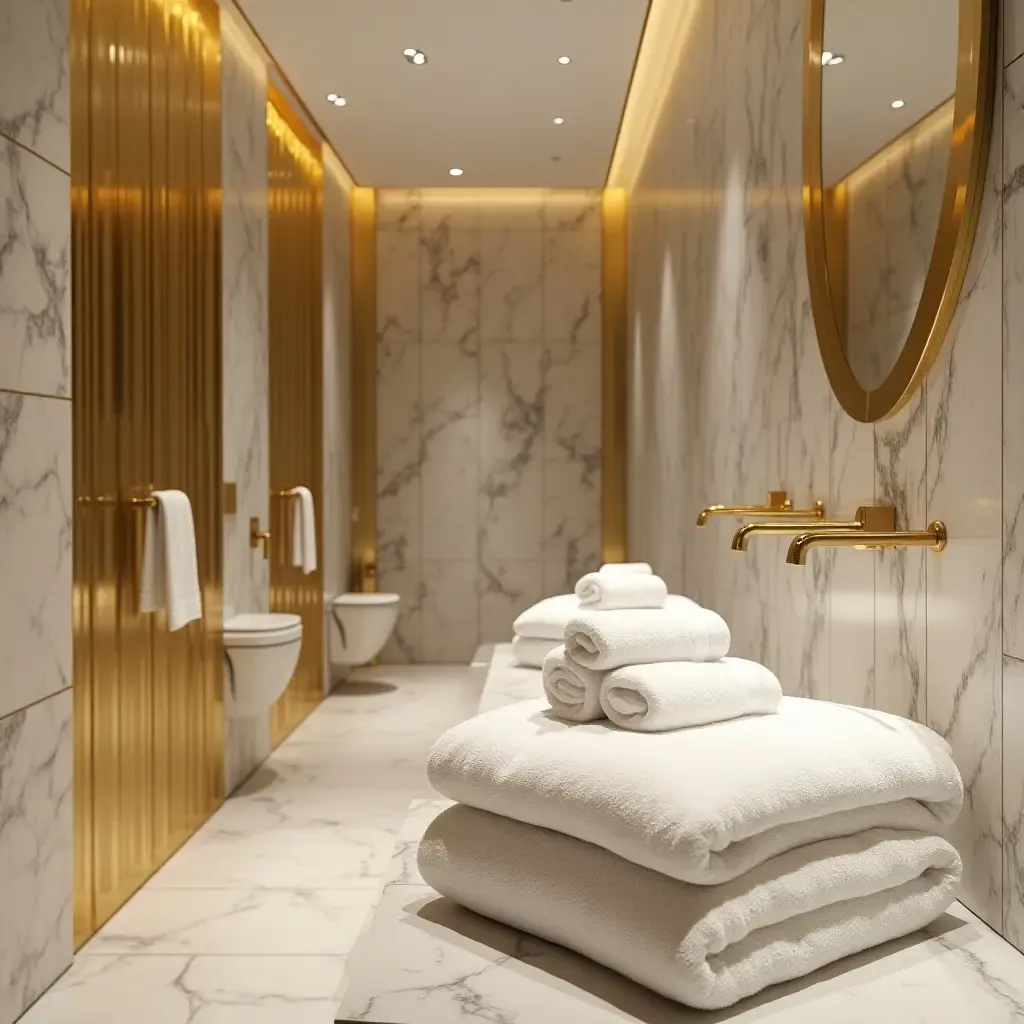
[822,0,958,185]
[237,0,651,188]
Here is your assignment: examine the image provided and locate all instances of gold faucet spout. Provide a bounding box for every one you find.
[731,518,859,552]
[787,520,948,565]
[696,490,825,527]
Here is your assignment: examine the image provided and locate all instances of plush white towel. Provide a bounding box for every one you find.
[599,562,653,575]
[512,594,580,640]
[139,490,202,631]
[427,696,963,885]
[510,635,561,669]
[564,604,729,670]
[600,657,782,731]
[542,645,606,722]
[290,486,317,574]
[419,804,961,1011]
[574,571,668,611]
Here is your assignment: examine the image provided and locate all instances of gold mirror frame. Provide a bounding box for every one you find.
[803,0,996,422]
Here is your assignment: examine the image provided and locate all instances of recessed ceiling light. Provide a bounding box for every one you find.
[557,55,571,65]
[891,99,905,109]
[553,117,565,125]
[412,51,427,65]
[333,96,347,107]
[449,168,464,177]
[821,50,833,63]
[327,92,338,102]
[404,48,428,65]
[403,47,417,57]
[826,54,844,65]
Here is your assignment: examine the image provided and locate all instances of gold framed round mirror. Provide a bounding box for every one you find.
[803,0,995,422]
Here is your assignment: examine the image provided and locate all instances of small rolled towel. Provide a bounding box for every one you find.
[542,645,606,722]
[599,562,653,574]
[565,605,730,671]
[574,571,668,611]
[600,658,782,732]
[513,594,580,640]
[511,635,561,669]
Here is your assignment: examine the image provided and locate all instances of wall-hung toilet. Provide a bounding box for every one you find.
[327,593,400,670]
[223,613,303,717]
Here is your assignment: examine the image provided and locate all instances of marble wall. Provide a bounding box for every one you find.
[322,150,353,688]
[375,189,603,664]
[627,0,1024,948]
[0,0,73,1019]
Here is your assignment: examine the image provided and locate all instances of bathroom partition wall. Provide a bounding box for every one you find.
[266,86,325,744]
[71,0,224,945]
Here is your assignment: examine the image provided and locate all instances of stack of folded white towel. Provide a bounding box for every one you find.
[419,577,964,1010]
[510,562,658,669]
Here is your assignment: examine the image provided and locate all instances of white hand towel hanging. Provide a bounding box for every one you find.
[290,486,317,574]
[139,490,202,631]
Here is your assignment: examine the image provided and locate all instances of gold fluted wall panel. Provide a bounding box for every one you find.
[72,0,224,947]
[267,85,325,745]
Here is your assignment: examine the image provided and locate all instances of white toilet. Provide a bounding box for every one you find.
[223,613,303,718]
[327,593,400,670]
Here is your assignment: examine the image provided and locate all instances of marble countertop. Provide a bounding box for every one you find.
[337,647,1024,1023]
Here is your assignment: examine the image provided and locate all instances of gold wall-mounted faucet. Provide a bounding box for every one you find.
[786,508,948,565]
[696,490,824,527]
[731,505,895,552]
[249,516,271,559]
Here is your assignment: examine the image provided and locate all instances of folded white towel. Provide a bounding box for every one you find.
[600,657,782,731]
[290,486,317,574]
[419,804,961,1011]
[512,594,580,640]
[427,696,963,885]
[574,571,668,610]
[542,645,605,722]
[510,635,561,669]
[564,604,729,670]
[139,490,202,631]
[599,562,653,575]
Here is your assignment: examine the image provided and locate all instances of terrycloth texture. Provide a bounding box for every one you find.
[565,604,729,670]
[575,571,668,610]
[600,658,782,731]
[542,645,606,722]
[513,594,580,640]
[510,635,561,669]
[427,696,964,885]
[419,804,961,1011]
[139,490,202,631]
[599,562,653,575]
[290,486,317,574]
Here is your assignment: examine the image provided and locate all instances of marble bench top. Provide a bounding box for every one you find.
[336,645,1024,1023]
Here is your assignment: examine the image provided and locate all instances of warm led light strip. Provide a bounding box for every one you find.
[266,101,323,180]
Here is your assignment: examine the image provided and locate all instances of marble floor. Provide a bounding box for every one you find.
[22,664,483,1024]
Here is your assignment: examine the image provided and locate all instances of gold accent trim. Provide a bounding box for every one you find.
[601,188,628,563]
[803,0,995,422]
[787,518,949,565]
[249,516,271,558]
[696,491,826,527]
[732,505,895,551]
[223,482,237,515]
[350,187,378,592]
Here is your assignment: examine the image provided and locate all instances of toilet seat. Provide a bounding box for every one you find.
[224,613,302,648]
[331,593,400,608]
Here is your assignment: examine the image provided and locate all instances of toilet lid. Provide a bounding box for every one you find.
[224,613,303,648]
[331,593,400,607]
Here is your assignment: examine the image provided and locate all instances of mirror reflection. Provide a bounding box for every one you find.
[821,0,958,392]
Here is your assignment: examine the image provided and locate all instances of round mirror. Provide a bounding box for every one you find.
[803,0,995,421]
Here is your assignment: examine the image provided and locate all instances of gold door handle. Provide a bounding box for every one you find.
[250,517,271,559]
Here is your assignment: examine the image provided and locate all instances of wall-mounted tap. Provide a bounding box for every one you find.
[731,505,895,552]
[786,508,948,565]
[696,489,824,527]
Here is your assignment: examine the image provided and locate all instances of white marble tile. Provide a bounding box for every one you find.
[480,229,544,344]
[479,455,543,564]
[545,339,601,470]
[0,0,69,172]
[20,955,343,1024]
[420,342,478,465]
[475,643,546,713]
[376,189,422,232]
[83,887,374,957]
[543,227,601,346]
[420,560,478,663]
[1004,655,1024,947]
[422,460,478,560]
[477,193,545,232]
[223,716,270,796]
[543,189,602,232]
[1007,0,1024,68]
[0,392,70,719]
[420,226,480,349]
[542,461,601,595]
[377,563,423,664]
[478,558,543,644]
[377,229,420,347]
[0,690,72,1024]
[0,138,70,397]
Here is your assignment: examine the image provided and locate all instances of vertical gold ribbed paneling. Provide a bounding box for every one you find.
[601,188,628,563]
[349,187,377,592]
[72,0,223,946]
[266,86,324,746]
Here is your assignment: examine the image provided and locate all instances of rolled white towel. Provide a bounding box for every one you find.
[510,635,561,669]
[565,605,730,671]
[513,593,580,640]
[600,658,782,732]
[542,645,605,722]
[599,562,653,574]
[574,571,668,611]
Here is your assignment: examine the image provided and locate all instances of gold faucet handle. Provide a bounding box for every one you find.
[697,491,824,527]
[854,505,896,531]
[249,516,271,559]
